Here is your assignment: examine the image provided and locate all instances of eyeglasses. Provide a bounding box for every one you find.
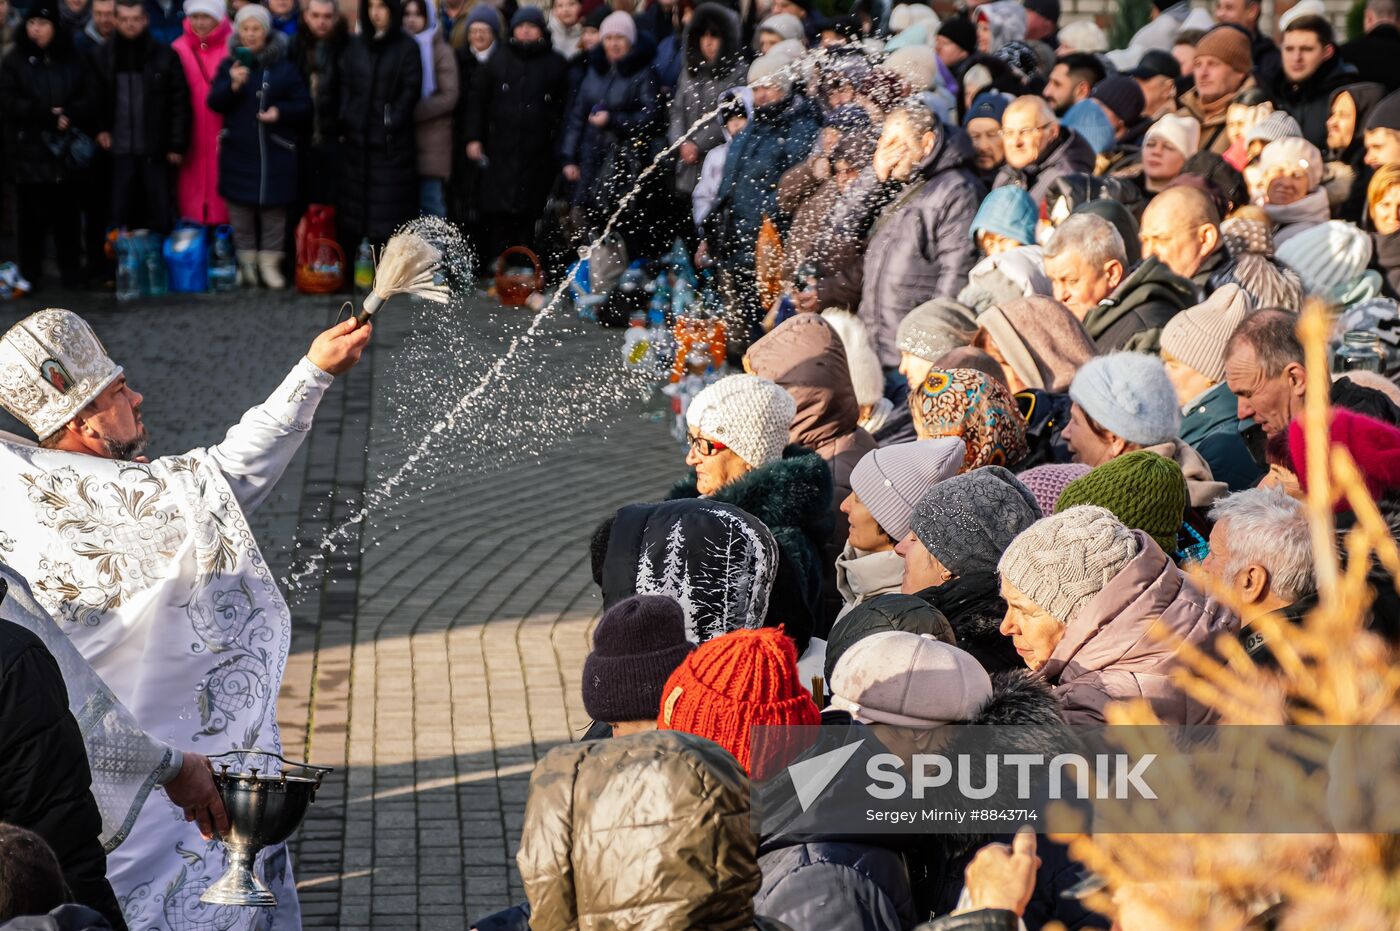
[687,434,728,456]
[1002,123,1051,143]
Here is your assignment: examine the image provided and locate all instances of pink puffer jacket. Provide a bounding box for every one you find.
[173,17,232,225]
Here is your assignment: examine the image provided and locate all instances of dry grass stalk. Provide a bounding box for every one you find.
[1051,301,1400,930]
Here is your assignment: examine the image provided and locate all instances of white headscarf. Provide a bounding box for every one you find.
[409,0,438,99]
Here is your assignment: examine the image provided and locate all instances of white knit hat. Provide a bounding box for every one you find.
[757,12,805,43]
[1144,113,1200,159]
[883,45,939,91]
[686,374,796,469]
[234,2,271,31]
[1278,0,1326,30]
[998,506,1141,626]
[748,51,794,93]
[1276,220,1375,300]
[0,309,123,441]
[184,0,226,21]
[1259,136,1323,191]
[848,438,967,541]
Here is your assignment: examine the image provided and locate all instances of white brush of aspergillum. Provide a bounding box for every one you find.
[355,229,452,323]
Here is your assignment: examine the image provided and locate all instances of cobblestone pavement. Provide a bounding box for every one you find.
[2,285,679,928]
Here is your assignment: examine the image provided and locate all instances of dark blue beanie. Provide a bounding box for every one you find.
[964,91,1010,127]
[510,6,547,32]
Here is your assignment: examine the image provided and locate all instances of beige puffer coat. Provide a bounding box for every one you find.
[518,729,794,931]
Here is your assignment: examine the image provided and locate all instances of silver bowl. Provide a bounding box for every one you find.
[200,751,332,907]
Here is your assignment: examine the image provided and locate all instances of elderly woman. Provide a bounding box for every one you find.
[911,368,1029,472]
[894,466,1041,673]
[1257,136,1330,246]
[207,3,311,288]
[998,506,1238,724]
[1368,163,1400,297]
[669,374,833,643]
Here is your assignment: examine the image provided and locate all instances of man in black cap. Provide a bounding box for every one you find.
[1091,74,1148,147]
[1363,88,1400,167]
[936,13,977,77]
[1024,0,1059,47]
[1341,0,1400,92]
[1127,48,1182,120]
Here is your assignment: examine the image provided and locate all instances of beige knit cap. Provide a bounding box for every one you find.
[1159,284,1255,383]
[997,506,1140,625]
[686,374,796,469]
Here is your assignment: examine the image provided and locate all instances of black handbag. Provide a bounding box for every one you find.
[42,127,96,172]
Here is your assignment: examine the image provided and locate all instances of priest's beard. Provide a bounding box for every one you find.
[101,426,149,461]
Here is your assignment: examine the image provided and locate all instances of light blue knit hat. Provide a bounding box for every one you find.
[970,186,1038,249]
[1068,352,1181,446]
[1061,99,1115,155]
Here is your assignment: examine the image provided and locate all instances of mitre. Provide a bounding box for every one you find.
[0,308,123,440]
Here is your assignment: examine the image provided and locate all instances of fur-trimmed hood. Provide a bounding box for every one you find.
[227,26,291,65]
[682,2,741,77]
[669,444,834,545]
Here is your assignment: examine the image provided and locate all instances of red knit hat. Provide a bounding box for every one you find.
[1288,409,1400,506]
[657,627,820,776]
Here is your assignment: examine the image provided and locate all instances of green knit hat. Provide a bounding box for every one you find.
[1054,451,1186,553]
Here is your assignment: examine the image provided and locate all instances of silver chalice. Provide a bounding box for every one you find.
[200,750,332,907]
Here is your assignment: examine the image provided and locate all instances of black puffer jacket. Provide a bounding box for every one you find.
[0,590,125,931]
[0,24,98,185]
[92,30,190,157]
[669,445,836,653]
[336,0,422,243]
[992,128,1095,207]
[1266,54,1356,151]
[464,34,569,218]
[1082,256,1197,355]
[914,571,1021,675]
[560,32,661,210]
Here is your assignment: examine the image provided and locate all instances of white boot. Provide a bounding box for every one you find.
[258,251,287,290]
[237,251,260,287]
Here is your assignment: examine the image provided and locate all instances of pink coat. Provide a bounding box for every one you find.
[172,17,232,225]
[1039,531,1240,726]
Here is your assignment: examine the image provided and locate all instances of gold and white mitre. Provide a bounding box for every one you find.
[0,309,123,440]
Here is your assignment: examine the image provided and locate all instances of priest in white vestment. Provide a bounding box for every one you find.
[0,309,371,930]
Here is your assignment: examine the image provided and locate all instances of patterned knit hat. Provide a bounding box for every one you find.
[1160,284,1255,383]
[582,596,696,724]
[998,506,1141,625]
[848,438,967,541]
[1054,451,1186,553]
[910,465,1042,578]
[829,631,992,727]
[0,309,124,441]
[686,374,796,469]
[912,368,1029,471]
[896,299,978,362]
[1016,462,1091,516]
[658,627,820,775]
[1069,353,1182,446]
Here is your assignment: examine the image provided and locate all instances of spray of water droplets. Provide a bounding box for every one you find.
[282,45,892,593]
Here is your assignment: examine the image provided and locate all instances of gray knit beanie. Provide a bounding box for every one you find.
[1068,353,1181,446]
[895,298,977,362]
[686,374,796,468]
[849,438,967,541]
[998,506,1140,625]
[910,466,1042,578]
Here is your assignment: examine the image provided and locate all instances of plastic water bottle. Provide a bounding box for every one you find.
[354,238,375,296]
[144,233,167,296]
[115,235,140,302]
[209,226,238,292]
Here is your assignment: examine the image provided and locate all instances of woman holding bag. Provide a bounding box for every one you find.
[208,3,311,288]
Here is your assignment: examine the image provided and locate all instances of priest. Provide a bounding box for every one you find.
[0,309,370,929]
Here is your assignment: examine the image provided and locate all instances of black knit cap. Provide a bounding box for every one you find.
[937,14,976,55]
[823,593,955,685]
[1365,89,1400,133]
[582,595,695,724]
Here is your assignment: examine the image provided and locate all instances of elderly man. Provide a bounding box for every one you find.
[1042,52,1104,117]
[858,101,983,369]
[1341,0,1400,91]
[1043,212,1197,353]
[1266,15,1355,149]
[1159,284,1265,491]
[993,95,1095,205]
[1202,488,1315,661]
[0,310,371,925]
[1224,308,1400,437]
[1212,0,1280,82]
[1138,186,1236,293]
[1177,24,1258,153]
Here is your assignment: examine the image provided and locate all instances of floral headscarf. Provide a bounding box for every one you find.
[911,368,1028,472]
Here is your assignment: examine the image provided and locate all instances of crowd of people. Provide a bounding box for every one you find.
[4,0,1400,930]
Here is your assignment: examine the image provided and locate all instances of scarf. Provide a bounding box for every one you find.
[1264,188,1331,245]
[410,0,438,98]
[911,367,1029,471]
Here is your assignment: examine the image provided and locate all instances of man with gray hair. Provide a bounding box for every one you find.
[1341,0,1400,92]
[1044,210,1197,354]
[857,100,983,369]
[1202,487,1315,662]
[992,95,1095,204]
